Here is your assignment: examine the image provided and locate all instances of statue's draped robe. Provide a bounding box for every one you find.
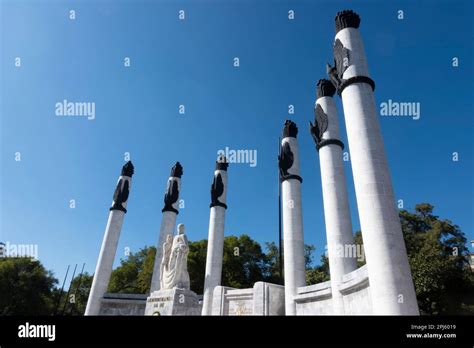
[160,234,190,290]
[159,236,172,289]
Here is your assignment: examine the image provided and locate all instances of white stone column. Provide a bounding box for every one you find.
[330,10,418,315]
[85,161,134,315]
[279,121,306,315]
[202,157,229,315]
[150,162,183,293]
[310,79,357,314]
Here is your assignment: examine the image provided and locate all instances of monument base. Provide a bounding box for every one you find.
[145,288,201,316]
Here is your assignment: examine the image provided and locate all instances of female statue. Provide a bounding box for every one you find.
[160,224,190,290]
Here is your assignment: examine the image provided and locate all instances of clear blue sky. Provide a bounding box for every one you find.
[1,0,473,287]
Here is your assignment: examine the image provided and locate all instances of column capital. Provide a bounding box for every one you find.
[317,79,336,98]
[121,161,134,177]
[282,120,298,138]
[215,155,229,171]
[170,161,183,178]
[335,9,360,34]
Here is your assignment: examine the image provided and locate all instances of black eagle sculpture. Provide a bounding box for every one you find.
[162,179,179,213]
[278,142,294,180]
[111,179,130,212]
[110,161,134,212]
[327,38,350,91]
[309,104,329,146]
[210,172,225,208]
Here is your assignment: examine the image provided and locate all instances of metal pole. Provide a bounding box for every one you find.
[53,265,70,315]
[68,263,85,315]
[61,263,77,315]
[278,136,283,284]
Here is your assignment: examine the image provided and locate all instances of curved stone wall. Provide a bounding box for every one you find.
[294,265,372,315]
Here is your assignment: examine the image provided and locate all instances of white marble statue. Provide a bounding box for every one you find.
[160,224,190,290]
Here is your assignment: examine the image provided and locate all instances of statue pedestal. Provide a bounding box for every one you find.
[145,288,201,316]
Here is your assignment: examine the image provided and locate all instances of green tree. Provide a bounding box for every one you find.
[107,246,155,294]
[306,254,330,285]
[221,235,267,289]
[399,204,473,314]
[263,242,318,284]
[174,235,277,292]
[0,258,57,315]
[263,241,283,284]
[137,246,156,294]
[304,244,316,269]
[188,239,208,294]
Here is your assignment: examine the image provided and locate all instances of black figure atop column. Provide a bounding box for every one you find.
[162,162,183,214]
[110,161,134,213]
[210,155,228,209]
